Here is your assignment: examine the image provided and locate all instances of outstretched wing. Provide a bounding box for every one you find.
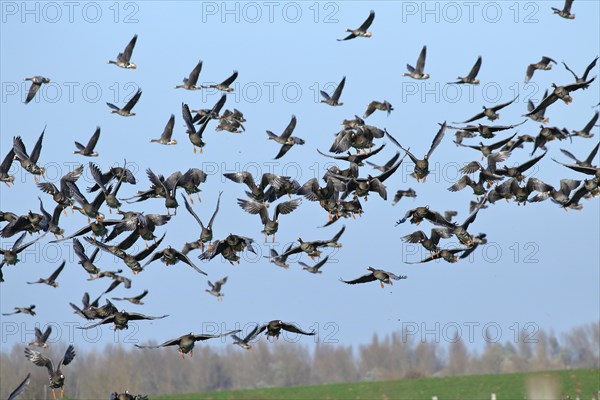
[491,96,518,112]
[467,56,482,80]
[385,271,407,281]
[363,101,378,118]
[357,10,375,31]
[181,193,205,228]
[77,315,116,329]
[584,141,600,165]
[238,198,268,223]
[385,129,419,164]
[24,348,54,375]
[123,89,142,112]
[273,198,302,220]
[559,148,580,164]
[281,322,315,336]
[0,148,15,174]
[12,136,29,161]
[243,324,263,342]
[525,91,558,116]
[456,111,486,124]
[517,151,547,173]
[25,81,42,104]
[187,60,203,85]
[275,143,294,159]
[30,127,45,164]
[525,64,536,83]
[47,260,66,281]
[583,56,599,81]
[58,344,76,368]
[401,230,427,243]
[136,336,181,349]
[121,34,138,63]
[312,255,330,271]
[127,312,169,321]
[337,32,357,41]
[332,76,346,102]
[41,326,53,342]
[160,114,175,141]
[213,276,228,292]
[85,127,101,152]
[416,45,427,73]
[582,112,600,136]
[329,225,346,243]
[280,115,297,140]
[220,70,238,87]
[427,121,447,158]
[340,273,377,285]
[564,77,596,93]
[182,102,196,134]
[281,245,303,257]
[7,372,30,400]
[175,251,208,275]
[208,191,223,228]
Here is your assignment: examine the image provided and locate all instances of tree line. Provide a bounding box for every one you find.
[0,322,597,399]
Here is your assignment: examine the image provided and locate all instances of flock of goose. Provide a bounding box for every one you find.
[2,2,599,399]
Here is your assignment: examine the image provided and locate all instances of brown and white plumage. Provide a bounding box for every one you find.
[150,114,177,145]
[25,344,75,398]
[406,248,468,264]
[108,34,138,68]
[73,126,101,156]
[136,330,240,358]
[231,324,262,349]
[283,226,345,259]
[106,88,142,116]
[363,100,394,118]
[27,260,65,287]
[337,10,374,41]
[386,123,446,182]
[340,267,406,288]
[450,56,482,84]
[0,147,16,186]
[175,60,203,90]
[525,56,556,83]
[257,320,315,339]
[571,112,598,138]
[203,70,238,92]
[206,276,228,300]
[143,246,207,275]
[224,171,286,202]
[2,305,37,316]
[13,128,46,182]
[237,198,301,241]
[320,76,346,106]
[299,255,330,274]
[454,97,518,124]
[525,78,596,116]
[392,188,417,205]
[559,142,599,168]
[24,76,50,104]
[112,290,149,305]
[403,45,429,79]
[562,56,598,84]
[77,310,168,330]
[29,326,52,349]
[267,115,305,159]
[551,0,575,19]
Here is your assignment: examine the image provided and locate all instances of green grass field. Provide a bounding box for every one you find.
[157,369,599,400]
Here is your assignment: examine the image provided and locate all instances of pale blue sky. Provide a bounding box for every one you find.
[1,1,599,353]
